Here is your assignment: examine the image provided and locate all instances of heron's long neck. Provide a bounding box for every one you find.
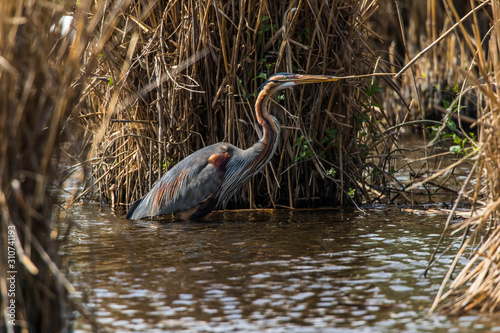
[215,85,280,206]
[250,84,280,168]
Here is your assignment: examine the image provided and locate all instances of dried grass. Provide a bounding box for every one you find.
[392,0,500,315]
[0,0,125,331]
[80,0,392,212]
[2,0,499,327]
[77,0,492,221]
[359,0,500,314]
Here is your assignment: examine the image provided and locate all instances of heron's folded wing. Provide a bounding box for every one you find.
[129,158,224,219]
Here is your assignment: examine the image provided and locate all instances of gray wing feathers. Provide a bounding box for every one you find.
[159,162,222,214]
[128,160,223,219]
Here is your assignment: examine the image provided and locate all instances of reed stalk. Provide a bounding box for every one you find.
[426,0,500,314]
[0,0,125,330]
[375,0,500,315]
[82,0,386,212]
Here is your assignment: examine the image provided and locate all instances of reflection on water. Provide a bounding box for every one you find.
[62,207,500,332]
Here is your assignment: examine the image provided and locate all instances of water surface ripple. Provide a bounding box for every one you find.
[62,208,500,332]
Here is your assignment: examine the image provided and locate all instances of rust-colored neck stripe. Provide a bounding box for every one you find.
[251,82,280,171]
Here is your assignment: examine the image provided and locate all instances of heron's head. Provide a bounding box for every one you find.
[259,73,339,95]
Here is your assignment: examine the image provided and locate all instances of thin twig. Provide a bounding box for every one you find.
[395,0,490,79]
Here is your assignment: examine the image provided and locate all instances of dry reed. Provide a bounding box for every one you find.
[373,0,500,315]
[81,0,395,213]
[423,0,500,314]
[79,0,481,219]
[0,0,126,331]
[331,0,500,315]
[2,0,498,330]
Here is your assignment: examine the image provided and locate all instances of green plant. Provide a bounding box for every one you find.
[293,135,313,162]
[163,156,175,171]
[321,127,339,147]
[355,83,384,154]
[295,27,310,43]
[449,133,477,155]
[354,111,374,151]
[256,15,276,57]
[327,168,336,178]
[429,98,477,155]
[365,82,382,97]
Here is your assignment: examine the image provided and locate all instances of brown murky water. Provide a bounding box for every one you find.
[62,206,500,332]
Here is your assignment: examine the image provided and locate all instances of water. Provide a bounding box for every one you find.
[62,207,500,332]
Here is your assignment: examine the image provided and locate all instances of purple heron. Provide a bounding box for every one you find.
[126,73,338,220]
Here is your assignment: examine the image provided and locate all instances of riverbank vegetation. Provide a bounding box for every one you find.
[79,0,500,313]
[1,0,499,329]
[0,0,125,331]
[77,0,381,211]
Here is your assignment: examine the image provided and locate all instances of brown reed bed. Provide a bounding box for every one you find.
[80,0,466,216]
[421,0,500,314]
[372,0,500,314]
[1,1,495,329]
[79,0,381,212]
[0,0,125,330]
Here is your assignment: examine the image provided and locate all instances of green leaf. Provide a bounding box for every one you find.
[450,145,461,154]
[442,99,450,110]
[265,62,275,70]
[446,120,457,131]
[261,24,272,32]
[365,84,382,97]
[325,128,338,139]
[303,28,310,39]
[327,168,336,177]
[254,72,267,80]
[462,138,468,148]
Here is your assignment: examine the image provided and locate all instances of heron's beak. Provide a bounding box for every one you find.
[287,74,339,85]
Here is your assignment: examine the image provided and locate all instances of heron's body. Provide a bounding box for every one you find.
[126,73,337,220]
[126,138,277,220]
